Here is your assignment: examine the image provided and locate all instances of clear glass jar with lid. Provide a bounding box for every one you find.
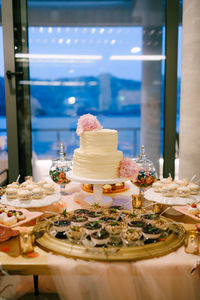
[49,144,72,194]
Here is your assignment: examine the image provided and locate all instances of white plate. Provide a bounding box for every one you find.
[144,188,200,206]
[66,171,127,185]
[1,191,61,208]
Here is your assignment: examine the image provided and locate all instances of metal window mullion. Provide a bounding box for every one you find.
[1,0,20,182]
[163,0,179,178]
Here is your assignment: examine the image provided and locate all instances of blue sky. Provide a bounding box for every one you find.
[0,26,182,80]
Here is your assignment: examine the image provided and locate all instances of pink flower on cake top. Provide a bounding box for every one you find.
[119,158,140,180]
[76,114,103,136]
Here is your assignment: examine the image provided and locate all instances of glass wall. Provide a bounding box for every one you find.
[0,0,8,184]
[15,0,166,179]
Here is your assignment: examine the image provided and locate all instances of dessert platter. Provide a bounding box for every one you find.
[0,204,43,228]
[1,179,61,208]
[144,177,200,206]
[33,205,185,262]
[82,182,128,194]
[173,203,200,221]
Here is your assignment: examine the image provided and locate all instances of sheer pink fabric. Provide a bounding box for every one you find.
[48,247,200,300]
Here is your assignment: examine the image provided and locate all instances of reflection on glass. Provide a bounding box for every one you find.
[0,2,8,185]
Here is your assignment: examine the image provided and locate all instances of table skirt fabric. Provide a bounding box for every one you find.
[48,247,200,300]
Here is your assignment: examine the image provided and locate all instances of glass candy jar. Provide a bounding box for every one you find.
[131,145,156,207]
[49,144,72,195]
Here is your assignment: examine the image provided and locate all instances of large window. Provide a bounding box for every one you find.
[0,0,8,184]
[20,0,166,179]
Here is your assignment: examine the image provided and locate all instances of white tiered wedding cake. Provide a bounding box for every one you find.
[73,115,123,179]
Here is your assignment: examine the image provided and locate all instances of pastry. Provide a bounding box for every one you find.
[177,186,190,197]
[18,189,32,201]
[6,188,18,199]
[43,183,54,195]
[188,184,200,195]
[32,187,43,199]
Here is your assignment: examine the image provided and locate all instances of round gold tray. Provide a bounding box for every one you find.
[33,216,185,262]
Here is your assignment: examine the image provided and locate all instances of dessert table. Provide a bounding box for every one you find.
[0,182,200,300]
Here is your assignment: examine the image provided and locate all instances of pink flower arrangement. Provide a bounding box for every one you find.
[76,114,103,136]
[119,157,140,180]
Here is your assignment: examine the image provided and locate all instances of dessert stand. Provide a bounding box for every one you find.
[144,188,200,205]
[0,191,61,208]
[66,171,127,207]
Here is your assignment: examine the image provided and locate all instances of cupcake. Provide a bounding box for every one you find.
[175,178,188,186]
[37,180,48,187]
[32,187,43,199]
[26,184,38,192]
[152,181,163,192]
[7,183,19,189]
[18,189,32,201]
[161,183,178,197]
[6,188,18,199]
[160,177,173,185]
[43,184,54,195]
[188,184,200,195]
[177,186,190,197]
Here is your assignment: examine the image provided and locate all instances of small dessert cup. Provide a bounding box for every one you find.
[84,221,102,235]
[142,225,163,240]
[121,228,141,246]
[66,226,85,244]
[91,229,110,246]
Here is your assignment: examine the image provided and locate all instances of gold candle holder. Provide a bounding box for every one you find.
[19,229,34,254]
[132,192,143,208]
[153,203,163,214]
[184,230,199,255]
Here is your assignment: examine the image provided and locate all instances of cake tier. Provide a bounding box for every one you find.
[73,149,123,179]
[80,129,118,154]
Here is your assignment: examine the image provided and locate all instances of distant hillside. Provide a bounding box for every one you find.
[1,75,181,118]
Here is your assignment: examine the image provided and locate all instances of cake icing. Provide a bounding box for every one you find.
[73,127,123,179]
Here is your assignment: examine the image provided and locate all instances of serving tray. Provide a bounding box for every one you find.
[33,215,185,262]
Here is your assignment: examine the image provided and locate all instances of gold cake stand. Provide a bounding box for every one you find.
[33,216,185,262]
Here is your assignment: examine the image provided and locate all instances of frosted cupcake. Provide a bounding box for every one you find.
[160,177,173,185]
[6,188,18,199]
[43,184,54,195]
[7,182,19,189]
[26,184,38,192]
[175,178,188,186]
[152,181,163,192]
[32,187,43,199]
[177,186,190,197]
[18,189,32,201]
[188,184,200,195]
